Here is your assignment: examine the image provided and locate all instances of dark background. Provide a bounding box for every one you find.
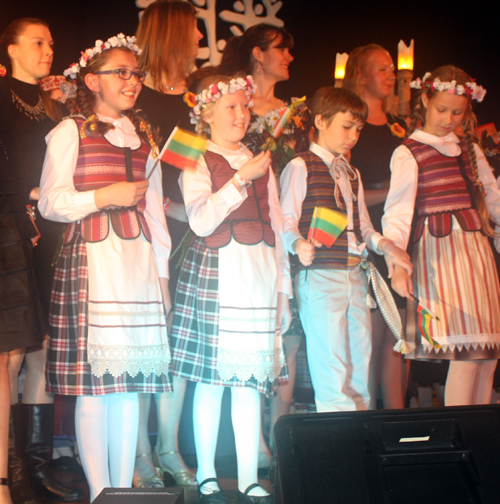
[1,0,498,125]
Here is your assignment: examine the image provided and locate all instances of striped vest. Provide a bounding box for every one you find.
[297,151,361,271]
[204,150,275,249]
[405,138,482,241]
[63,117,152,244]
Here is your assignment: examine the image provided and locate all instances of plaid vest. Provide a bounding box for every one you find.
[405,138,483,241]
[63,117,152,244]
[203,150,275,249]
[296,151,361,271]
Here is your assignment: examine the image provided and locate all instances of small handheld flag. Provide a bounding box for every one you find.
[147,126,207,180]
[308,206,348,248]
[416,302,441,349]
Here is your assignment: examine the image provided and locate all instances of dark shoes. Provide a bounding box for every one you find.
[237,483,273,504]
[198,478,228,504]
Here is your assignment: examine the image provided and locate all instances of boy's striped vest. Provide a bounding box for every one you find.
[405,138,483,242]
[63,117,152,244]
[297,151,361,271]
[203,150,275,249]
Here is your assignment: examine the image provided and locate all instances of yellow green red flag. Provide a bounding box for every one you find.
[308,206,348,248]
[161,126,208,171]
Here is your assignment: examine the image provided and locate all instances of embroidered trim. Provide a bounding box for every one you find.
[216,348,284,383]
[87,343,171,378]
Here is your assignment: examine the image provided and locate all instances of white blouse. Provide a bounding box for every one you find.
[38,114,171,278]
[382,129,500,252]
[180,140,292,297]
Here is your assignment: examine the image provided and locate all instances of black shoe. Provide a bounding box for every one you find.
[198,477,228,504]
[23,404,85,502]
[8,404,42,504]
[237,483,273,504]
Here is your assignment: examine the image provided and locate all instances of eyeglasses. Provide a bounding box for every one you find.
[94,68,147,83]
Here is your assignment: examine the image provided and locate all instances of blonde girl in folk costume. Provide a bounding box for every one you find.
[38,35,172,501]
[171,75,291,503]
[383,66,500,406]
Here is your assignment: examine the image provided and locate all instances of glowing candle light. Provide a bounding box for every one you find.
[334,53,349,79]
[398,39,414,71]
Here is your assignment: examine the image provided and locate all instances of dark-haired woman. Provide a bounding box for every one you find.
[220,23,311,458]
[1,18,82,503]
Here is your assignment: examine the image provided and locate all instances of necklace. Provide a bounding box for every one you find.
[11,90,46,122]
[162,83,176,92]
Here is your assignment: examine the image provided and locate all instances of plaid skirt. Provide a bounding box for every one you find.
[46,234,173,395]
[170,237,286,397]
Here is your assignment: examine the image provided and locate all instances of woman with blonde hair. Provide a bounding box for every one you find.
[133,0,203,488]
[343,44,408,410]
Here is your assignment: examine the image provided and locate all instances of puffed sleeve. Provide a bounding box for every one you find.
[382,144,419,250]
[144,153,171,278]
[267,168,292,297]
[38,119,98,221]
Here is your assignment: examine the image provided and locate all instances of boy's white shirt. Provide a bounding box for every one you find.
[280,142,384,257]
[180,140,292,297]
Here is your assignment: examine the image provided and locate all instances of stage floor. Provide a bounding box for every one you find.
[52,455,272,504]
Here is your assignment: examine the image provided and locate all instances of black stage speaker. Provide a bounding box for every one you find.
[271,405,500,504]
[93,487,184,504]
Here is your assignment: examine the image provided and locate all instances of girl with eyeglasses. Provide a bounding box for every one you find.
[38,35,172,501]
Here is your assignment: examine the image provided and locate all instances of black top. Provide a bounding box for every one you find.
[8,77,66,315]
[135,85,194,292]
[136,85,193,204]
[0,73,46,349]
[350,114,407,188]
[349,113,407,307]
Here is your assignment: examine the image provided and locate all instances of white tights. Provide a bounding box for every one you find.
[193,383,267,496]
[445,359,497,406]
[75,393,139,502]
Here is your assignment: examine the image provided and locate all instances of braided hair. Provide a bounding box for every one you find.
[407,65,495,238]
[76,47,159,149]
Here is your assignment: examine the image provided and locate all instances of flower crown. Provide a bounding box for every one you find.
[410,72,486,103]
[64,34,141,80]
[184,75,257,127]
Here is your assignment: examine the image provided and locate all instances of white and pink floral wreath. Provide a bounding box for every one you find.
[410,72,487,103]
[63,33,141,80]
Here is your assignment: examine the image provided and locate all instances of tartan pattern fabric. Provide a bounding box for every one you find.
[203,151,275,249]
[170,236,280,397]
[296,151,360,271]
[405,138,482,241]
[63,117,151,244]
[46,233,172,396]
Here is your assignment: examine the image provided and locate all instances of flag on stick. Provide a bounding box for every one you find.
[417,303,441,349]
[147,126,207,180]
[308,206,348,248]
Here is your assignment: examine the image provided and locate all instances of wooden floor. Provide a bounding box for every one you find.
[53,456,272,504]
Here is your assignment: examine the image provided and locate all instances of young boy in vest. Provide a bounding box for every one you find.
[280,87,412,412]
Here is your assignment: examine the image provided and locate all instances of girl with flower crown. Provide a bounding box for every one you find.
[38,35,172,501]
[383,65,500,406]
[171,74,291,504]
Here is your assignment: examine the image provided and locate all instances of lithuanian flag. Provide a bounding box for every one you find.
[271,96,306,139]
[160,126,208,171]
[308,206,348,248]
[417,303,441,349]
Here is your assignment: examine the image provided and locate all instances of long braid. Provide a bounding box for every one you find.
[412,65,496,237]
[464,126,496,237]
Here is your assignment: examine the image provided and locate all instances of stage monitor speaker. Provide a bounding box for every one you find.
[93,487,184,504]
[271,405,500,504]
